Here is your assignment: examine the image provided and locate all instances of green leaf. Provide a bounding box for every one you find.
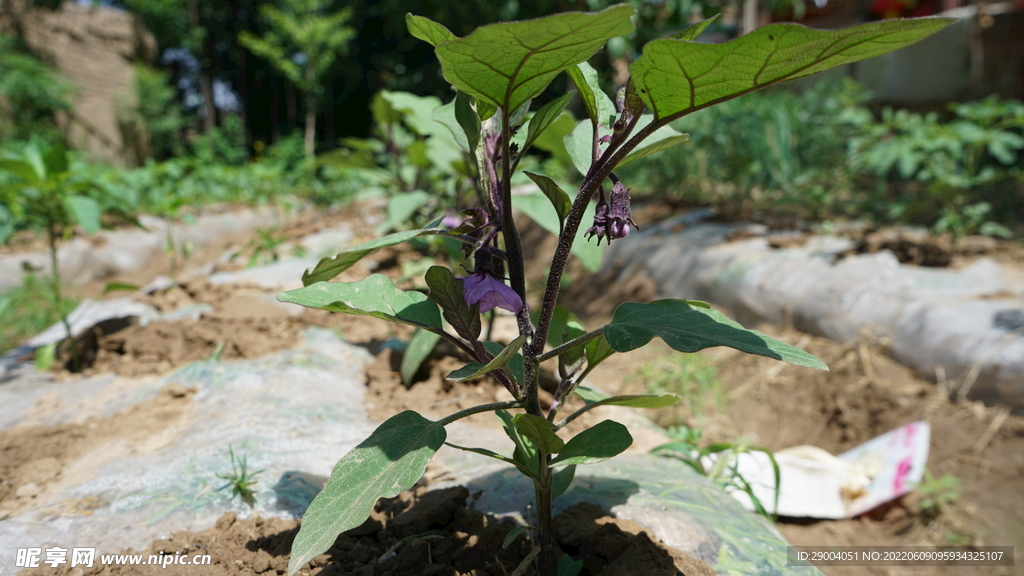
[557,554,584,576]
[102,281,141,295]
[512,413,565,454]
[401,329,441,387]
[552,464,576,499]
[618,120,689,167]
[523,93,573,156]
[531,112,577,167]
[631,18,955,121]
[444,441,538,480]
[523,172,571,232]
[550,420,632,467]
[567,61,617,128]
[484,341,524,384]
[301,228,470,285]
[0,157,39,183]
[279,275,443,330]
[0,204,15,245]
[447,335,527,382]
[287,411,445,575]
[65,195,101,235]
[668,14,721,41]
[563,118,608,176]
[603,300,828,370]
[425,266,481,341]
[575,390,681,409]
[497,409,540,477]
[433,6,635,114]
[405,13,456,46]
[513,190,603,272]
[371,91,402,127]
[387,191,431,228]
[503,525,536,549]
[579,333,615,381]
[34,342,57,371]
[42,140,68,175]
[433,92,478,153]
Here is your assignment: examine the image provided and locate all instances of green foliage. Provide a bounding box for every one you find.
[287,411,446,574]
[133,64,186,160]
[913,468,962,519]
[216,446,264,508]
[0,273,78,354]
[627,354,724,420]
[0,35,75,142]
[845,96,1024,237]
[278,9,946,575]
[653,429,781,521]
[190,115,249,166]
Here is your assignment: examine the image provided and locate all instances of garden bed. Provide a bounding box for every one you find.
[3,202,1023,576]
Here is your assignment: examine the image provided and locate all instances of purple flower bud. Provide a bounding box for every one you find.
[585,177,636,245]
[461,271,523,314]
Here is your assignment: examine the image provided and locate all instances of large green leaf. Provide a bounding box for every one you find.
[448,335,527,382]
[424,266,481,341]
[386,191,431,229]
[279,275,443,329]
[512,190,603,272]
[549,420,632,467]
[400,328,442,387]
[531,112,577,167]
[631,18,954,121]
[301,228,469,286]
[65,195,101,235]
[552,464,576,499]
[433,6,635,114]
[604,300,828,370]
[287,411,445,575]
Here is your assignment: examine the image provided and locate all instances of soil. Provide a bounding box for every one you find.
[18,487,714,576]
[5,200,1024,575]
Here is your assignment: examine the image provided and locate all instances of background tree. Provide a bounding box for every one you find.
[239,0,355,156]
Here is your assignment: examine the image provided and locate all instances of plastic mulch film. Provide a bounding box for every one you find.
[0,328,374,574]
[601,214,1024,412]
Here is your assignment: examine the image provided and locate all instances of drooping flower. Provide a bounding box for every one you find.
[585,177,636,245]
[461,271,523,314]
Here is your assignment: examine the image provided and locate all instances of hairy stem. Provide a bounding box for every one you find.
[532,465,556,575]
[535,328,604,364]
[530,119,664,356]
[437,401,520,427]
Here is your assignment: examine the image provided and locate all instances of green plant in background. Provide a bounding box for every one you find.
[845,96,1024,238]
[0,140,134,368]
[216,445,264,508]
[0,34,75,143]
[0,271,78,355]
[913,468,962,520]
[274,8,948,575]
[620,77,867,220]
[239,0,356,157]
[630,354,725,421]
[653,427,781,521]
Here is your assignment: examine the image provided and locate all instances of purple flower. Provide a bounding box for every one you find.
[585,177,636,245]
[461,271,523,314]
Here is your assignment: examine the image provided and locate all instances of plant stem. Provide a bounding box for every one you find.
[535,328,604,364]
[437,401,520,426]
[47,226,77,371]
[533,468,556,575]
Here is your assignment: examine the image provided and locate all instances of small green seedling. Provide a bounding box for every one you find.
[216,446,264,508]
[914,468,962,520]
[277,8,952,575]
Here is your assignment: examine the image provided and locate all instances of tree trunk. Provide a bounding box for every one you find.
[303,67,315,157]
[187,0,215,133]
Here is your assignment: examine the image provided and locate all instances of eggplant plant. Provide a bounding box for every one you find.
[278,8,952,575]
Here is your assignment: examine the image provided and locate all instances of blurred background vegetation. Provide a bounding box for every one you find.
[0,0,1021,241]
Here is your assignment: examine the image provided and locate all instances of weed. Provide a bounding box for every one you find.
[914,468,962,520]
[216,446,264,508]
[0,272,78,355]
[630,354,726,423]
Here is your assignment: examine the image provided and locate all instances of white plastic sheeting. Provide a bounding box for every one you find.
[601,213,1024,412]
